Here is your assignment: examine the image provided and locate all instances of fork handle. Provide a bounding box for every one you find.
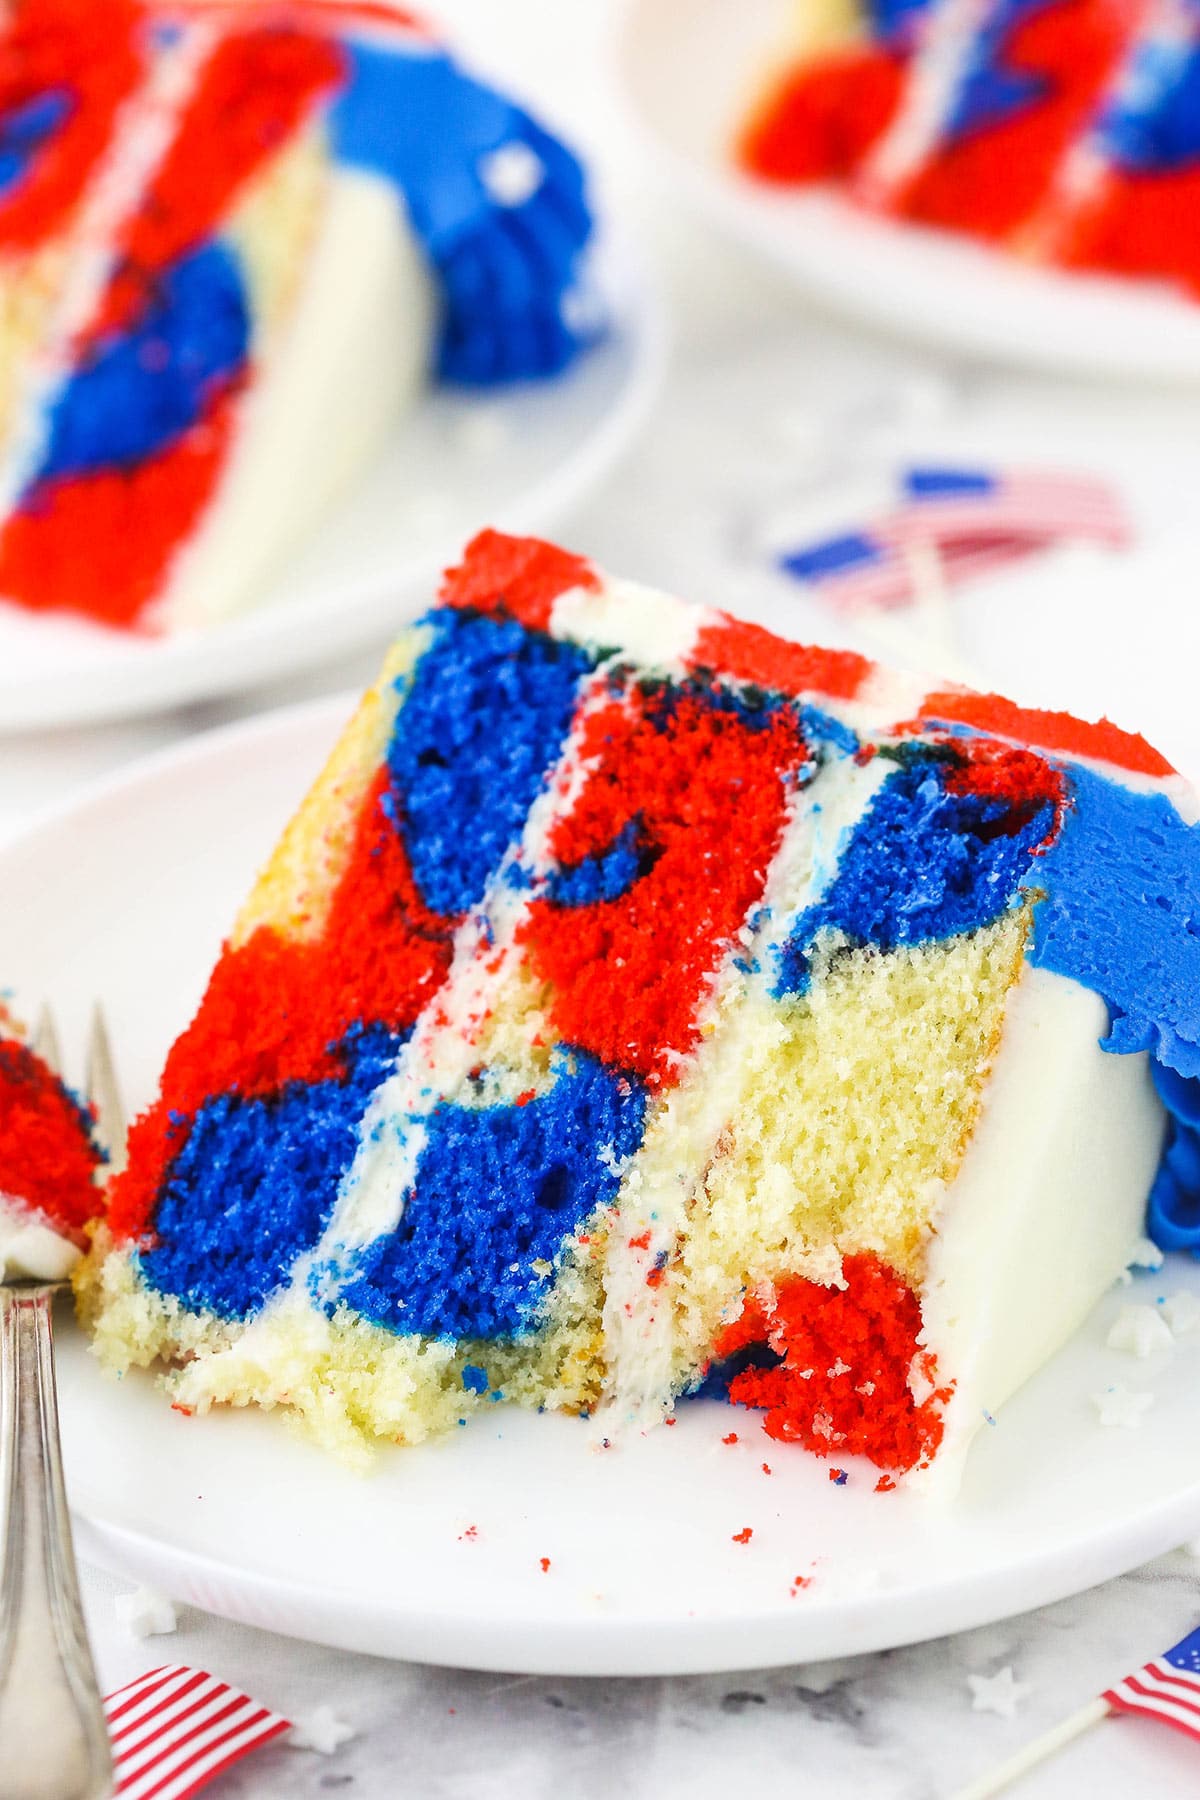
[0,1288,113,1800]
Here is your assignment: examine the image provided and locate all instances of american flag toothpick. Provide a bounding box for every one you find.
[953,1625,1200,1800]
[775,464,1129,615]
[104,1664,291,1799]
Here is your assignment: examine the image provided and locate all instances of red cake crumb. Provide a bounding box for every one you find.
[731,1527,753,1545]
[714,1254,951,1473]
[627,1230,651,1250]
[691,617,871,703]
[916,690,1174,778]
[761,1462,772,1475]
[108,765,455,1240]
[875,1475,897,1494]
[828,1468,847,1485]
[738,47,909,184]
[441,529,599,632]
[539,1557,551,1573]
[0,1037,103,1239]
[722,1432,739,1446]
[458,1525,478,1542]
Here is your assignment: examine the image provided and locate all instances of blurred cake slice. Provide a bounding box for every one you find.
[0,2,594,631]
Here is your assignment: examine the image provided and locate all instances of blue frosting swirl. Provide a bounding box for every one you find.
[1147,1062,1200,1252]
[329,44,596,385]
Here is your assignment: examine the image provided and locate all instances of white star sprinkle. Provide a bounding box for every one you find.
[478,142,544,208]
[289,1707,357,1755]
[968,1667,1033,1719]
[1107,1303,1173,1358]
[1092,1384,1154,1428]
[1161,1291,1200,1336]
[114,1585,177,1639]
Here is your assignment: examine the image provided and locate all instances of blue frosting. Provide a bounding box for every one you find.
[339,1048,645,1340]
[329,45,594,384]
[1096,34,1200,172]
[1027,764,1200,1079]
[945,1,1052,144]
[32,241,249,486]
[141,1024,402,1321]
[1147,1062,1200,1251]
[0,90,70,198]
[775,752,1057,995]
[385,607,592,918]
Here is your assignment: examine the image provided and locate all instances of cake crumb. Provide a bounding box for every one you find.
[967,1667,1032,1719]
[458,1524,479,1541]
[762,1462,772,1475]
[1107,1303,1173,1359]
[829,1468,848,1486]
[1092,1384,1154,1428]
[722,1432,739,1446]
[290,1706,356,1755]
[539,1557,551,1573]
[874,1475,896,1493]
[114,1586,177,1639]
[732,1527,753,1545]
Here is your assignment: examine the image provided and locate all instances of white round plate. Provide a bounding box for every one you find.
[4,699,1200,1672]
[616,0,1200,382]
[0,240,661,734]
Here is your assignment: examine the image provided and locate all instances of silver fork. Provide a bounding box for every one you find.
[0,1006,126,1800]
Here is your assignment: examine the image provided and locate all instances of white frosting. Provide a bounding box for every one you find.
[915,964,1165,1495]
[0,1196,80,1283]
[551,577,708,671]
[157,166,435,628]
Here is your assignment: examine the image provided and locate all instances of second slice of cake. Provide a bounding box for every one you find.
[80,531,1200,1493]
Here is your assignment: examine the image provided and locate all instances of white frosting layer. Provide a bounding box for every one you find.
[915,963,1165,1496]
[157,166,435,628]
[0,1197,80,1283]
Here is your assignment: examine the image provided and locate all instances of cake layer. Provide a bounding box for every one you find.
[79,531,1200,1490]
[0,2,595,629]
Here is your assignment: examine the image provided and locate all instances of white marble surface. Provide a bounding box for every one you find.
[6,3,1200,1794]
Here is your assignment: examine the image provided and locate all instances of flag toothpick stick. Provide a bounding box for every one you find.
[950,1697,1110,1800]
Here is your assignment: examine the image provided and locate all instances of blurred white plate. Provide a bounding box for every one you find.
[0,240,661,733]
[2,701,1198,1674]
[617,0,1200,382]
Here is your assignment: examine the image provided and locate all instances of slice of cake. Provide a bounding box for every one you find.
[0,2,593,631]
[79,531,1200,1493]
[0,1016,105,1280]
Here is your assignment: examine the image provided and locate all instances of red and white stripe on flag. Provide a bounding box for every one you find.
[104,1664,291,1799]
[1103,1658,1200,1744]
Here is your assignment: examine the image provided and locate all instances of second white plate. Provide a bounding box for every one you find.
[1,700,1198,1674]
[617,0,1200,383]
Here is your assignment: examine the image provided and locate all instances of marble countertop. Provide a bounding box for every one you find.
[6,3,1200,1793]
